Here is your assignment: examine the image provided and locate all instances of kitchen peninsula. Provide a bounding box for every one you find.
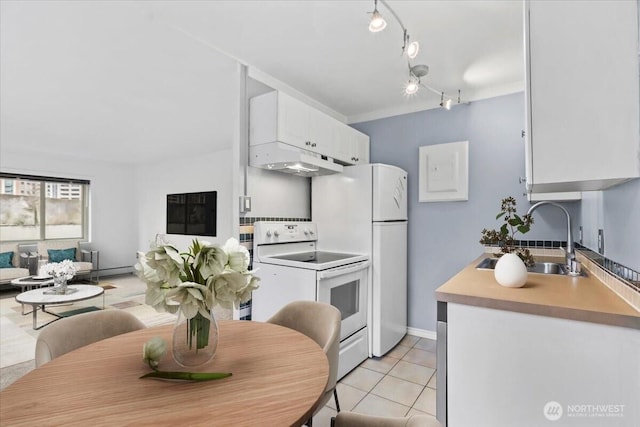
[435,253,640,427]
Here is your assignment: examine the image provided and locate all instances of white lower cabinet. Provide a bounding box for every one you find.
[447,303,640,426]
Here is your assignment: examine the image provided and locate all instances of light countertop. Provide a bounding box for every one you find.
[435,254,640,329]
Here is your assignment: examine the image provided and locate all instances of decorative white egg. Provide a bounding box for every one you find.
[494,253,528,288]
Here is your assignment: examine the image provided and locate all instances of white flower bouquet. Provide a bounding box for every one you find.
[136,238,259,315]
[42,259,77,280]
[135,238,260,355]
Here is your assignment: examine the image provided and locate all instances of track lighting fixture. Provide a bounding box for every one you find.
[367,0,461,109]
[368,0,387,32]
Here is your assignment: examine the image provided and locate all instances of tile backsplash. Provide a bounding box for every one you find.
[576,246,640,312]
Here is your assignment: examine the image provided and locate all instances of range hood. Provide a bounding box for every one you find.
[249,142,343,177]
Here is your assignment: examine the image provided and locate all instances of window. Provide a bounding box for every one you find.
[0,174,89,241]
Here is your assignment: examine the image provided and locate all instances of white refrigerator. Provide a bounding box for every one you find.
[312,163,408,357]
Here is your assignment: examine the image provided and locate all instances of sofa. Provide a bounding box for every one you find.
[0,240,99,290]
[0,245,33,288]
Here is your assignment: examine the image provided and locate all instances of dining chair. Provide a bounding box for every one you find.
[35,310,146,367]
[331,412,442,427]
[267,301,341,427]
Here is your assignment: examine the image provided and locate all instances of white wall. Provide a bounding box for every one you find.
[135,148,235,252]
[246,166,310,218]
[0,150,138,272]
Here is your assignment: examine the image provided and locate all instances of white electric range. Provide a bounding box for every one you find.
[251,221,370,379]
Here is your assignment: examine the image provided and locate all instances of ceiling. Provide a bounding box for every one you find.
[0,1,524,165]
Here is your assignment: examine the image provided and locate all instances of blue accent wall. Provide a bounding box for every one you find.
[352,92,580,332]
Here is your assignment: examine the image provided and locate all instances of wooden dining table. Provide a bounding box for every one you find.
[0,320,329,427]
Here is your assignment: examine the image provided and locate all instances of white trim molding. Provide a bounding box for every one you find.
[407,327,437,340]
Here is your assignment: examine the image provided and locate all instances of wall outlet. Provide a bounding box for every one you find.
[239,196,252,213]
[598,229,605,254]
[578,226,583,245]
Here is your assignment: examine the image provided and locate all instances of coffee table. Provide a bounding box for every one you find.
[11,276,56,315]
[15,285,105,330]
[10,276,55,293]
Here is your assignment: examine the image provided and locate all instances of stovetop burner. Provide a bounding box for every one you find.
[270,251,362,264]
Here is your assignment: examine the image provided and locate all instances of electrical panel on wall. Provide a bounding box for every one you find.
[418,141,469,202]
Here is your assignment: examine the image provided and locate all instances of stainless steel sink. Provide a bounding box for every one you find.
[476,257,585,276]
[529,262,566,275]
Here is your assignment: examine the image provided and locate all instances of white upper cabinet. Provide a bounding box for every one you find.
[335,124,370,165]
[249,91,370,165]
[352,131,370,165]
[524,0,640,192]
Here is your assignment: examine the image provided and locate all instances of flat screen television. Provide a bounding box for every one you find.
[166,191,217,236]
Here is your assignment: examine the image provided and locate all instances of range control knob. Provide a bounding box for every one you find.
[303,229,310,236]
[274,230,280,237]
[308,228,315,235]
[266,229,272,237]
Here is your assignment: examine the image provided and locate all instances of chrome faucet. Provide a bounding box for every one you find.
[527,201,581,275]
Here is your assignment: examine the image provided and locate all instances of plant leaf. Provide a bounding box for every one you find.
[495,212,506,220]
[140,371,232,382]
[500,224,509,235]
[508,215,523,226]
[517,225,530,234]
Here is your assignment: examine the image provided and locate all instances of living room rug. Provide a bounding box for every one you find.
[0,316,36,368]
[56,306,101,317]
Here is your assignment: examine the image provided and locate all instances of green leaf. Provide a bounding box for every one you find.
[517,225,530,234]
[140,371,232,382]
[500,224,509,235]
[508,217,522,226]
[495,212,506,220]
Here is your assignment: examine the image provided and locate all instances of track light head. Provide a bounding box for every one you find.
[406,41,420,59]
[369,1,387,32]
[440,92,452,110]
[402,31,420,59]
[405,76,420,95]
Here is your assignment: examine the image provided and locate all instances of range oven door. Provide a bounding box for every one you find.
[317,261,369,340]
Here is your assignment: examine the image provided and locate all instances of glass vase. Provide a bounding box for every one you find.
[172,309,218,367]
[52,276,68,294]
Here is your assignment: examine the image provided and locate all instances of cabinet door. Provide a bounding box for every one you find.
[277,92,311,149]
[334,125,370,164]
[526,0,640,192]
[353,132,370,164]
[447,303,640,426]
[308,107,337,156]
[334,125,357,163]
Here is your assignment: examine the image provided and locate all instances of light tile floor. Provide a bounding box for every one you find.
[311,335,439,426]
[0,274,438,426]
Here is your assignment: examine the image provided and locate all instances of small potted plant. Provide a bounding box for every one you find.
[480,196,534,287]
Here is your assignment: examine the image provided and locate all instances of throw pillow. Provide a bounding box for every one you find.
[0,251,13,268]
[48,248,76,263]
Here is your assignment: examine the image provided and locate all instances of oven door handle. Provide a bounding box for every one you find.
[317,261,370,279]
